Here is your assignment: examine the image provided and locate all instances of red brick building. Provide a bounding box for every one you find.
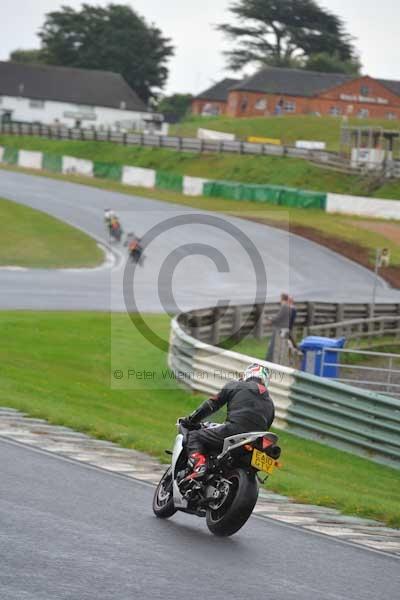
[192,68,400,121]
[191,78,239,116]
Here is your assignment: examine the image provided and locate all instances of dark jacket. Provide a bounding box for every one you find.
[271,303,290,330]
[210,379,275,431]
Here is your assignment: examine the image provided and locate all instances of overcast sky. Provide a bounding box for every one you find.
[1,0,399,95]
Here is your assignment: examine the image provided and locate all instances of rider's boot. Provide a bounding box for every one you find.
[183,452,207,482]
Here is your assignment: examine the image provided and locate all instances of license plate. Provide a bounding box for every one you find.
[251,449,276,474]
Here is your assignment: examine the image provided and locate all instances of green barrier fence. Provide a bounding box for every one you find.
[203,180,326,210]
[156,170,183,192]
[3,146,19,165]
[42,153,62,173]
[93,161,123,181]
[0,143,327,211]
[297,189,327,210]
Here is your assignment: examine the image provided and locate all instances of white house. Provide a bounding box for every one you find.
[0,61,162,131]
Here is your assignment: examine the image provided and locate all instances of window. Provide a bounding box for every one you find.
[357,108,369,118]
[202,103,220,116]
[240,96,248,112]
[284,101,296,113]
[360,85,370,97]
[386,112,398,120]
[254,98,267,111]
[29,99,45,109]
[329,106,342,116]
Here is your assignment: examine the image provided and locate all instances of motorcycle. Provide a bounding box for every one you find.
[153,420,281,537]
[124,235,145,265]
[108,220,122,242]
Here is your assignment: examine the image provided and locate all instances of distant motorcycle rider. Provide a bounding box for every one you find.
[104,208,117,232]
[125,232,144,263]
[180,363,275,481]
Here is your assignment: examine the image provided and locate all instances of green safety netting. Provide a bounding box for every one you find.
[156,170,183,192]
[297,189,327,210]
[42,153,62,173]
[93,161,123,181]
[3,146,19,165]
[203,180,326,210]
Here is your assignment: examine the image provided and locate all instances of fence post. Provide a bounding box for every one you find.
[254,304,264,339]
[210,307,221,345]
[307,302,316,328]
[336,303,344,322]
[233,306,242,342]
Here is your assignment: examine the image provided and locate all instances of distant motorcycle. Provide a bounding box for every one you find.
[153,420,281,537]
[109,220,122,243]
[125,234,145,265]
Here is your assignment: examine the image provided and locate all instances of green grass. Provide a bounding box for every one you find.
[171,114,400,151]
[1,310,399,527]
[0,196,103,268]
[2,162,400,269]
[2,133,400,199]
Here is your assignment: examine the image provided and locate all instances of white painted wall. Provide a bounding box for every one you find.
[0,94,149,130]
[327,193,400,220]
[62,156,93,177]
[183,176,209,196]
[197,128,236,141]
[18,150,43,170]
[122,166,156,188]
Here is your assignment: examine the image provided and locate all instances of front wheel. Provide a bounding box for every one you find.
[153,467,177,519]
[206,469,258,537]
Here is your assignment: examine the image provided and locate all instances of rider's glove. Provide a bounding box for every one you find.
[179,416,195,429]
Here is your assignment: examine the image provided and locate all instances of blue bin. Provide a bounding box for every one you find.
[299,336,346,378]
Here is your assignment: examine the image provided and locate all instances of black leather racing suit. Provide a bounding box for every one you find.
[186,378,275,457]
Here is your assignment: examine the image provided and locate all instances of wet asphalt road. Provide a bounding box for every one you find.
[1,169,399,312]
[1,438,399,600]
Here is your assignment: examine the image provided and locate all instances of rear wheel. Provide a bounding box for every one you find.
[153,467,177,519]
[206,469,258,537]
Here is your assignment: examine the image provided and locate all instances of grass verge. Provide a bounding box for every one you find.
[171,114,400,151]
[0,196,103,268]
[2,162,399,276]
[2,132,400,198]
[1,310,399,527]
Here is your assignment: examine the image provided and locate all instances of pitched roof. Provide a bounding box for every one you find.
[378,78,400,98]
[195,78,240,101]
[0,61,147,111]
[231,67,353,97]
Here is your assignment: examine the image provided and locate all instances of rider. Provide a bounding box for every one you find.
[180,363,275,481]
[104,208,118,231]
[126,232,143,259]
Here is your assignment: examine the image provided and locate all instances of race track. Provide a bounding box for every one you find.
[1,169,399,312]
[1,437,398,600]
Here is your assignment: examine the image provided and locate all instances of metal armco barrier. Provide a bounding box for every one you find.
[169,304,400,469]
[0,121,348,169]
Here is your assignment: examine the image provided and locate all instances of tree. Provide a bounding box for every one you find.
[305,52,361,75]
[157,94,193,122]
[36,3,174,103]
[217,0,357,71]
[9,49,45,64]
